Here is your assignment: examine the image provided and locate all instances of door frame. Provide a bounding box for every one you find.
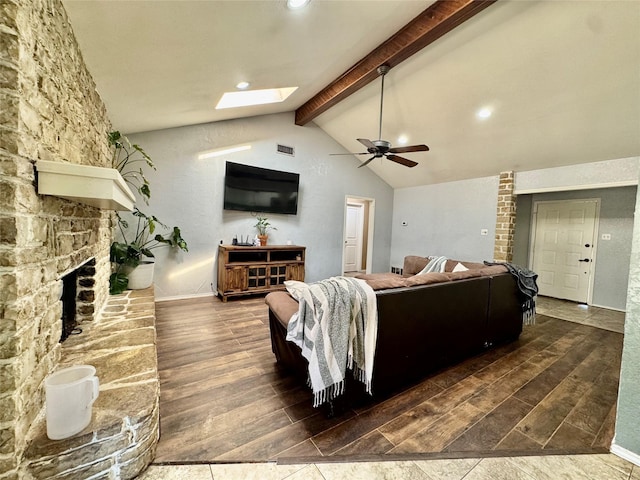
[528,198,601,304]
[342,196,375,275]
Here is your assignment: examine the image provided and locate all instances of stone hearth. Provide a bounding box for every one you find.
[21,288,159,480]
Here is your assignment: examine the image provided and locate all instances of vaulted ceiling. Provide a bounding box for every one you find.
[62,0,640,188]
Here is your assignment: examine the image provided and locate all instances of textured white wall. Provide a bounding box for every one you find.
[613,169,640,460]
[126,112,394,299]
[390,176,499,267]
[515,156,639,193]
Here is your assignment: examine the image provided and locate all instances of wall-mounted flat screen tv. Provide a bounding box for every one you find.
[223,161,299,215]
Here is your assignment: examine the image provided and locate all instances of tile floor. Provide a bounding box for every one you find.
[139,297,635,479]
[536,296,625,333]
[139,454,639,479]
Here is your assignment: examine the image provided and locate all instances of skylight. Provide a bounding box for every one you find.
[215,87,298,109]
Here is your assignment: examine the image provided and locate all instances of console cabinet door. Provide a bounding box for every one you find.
[286,264,305,282]
[246,265,268,290]
[224,266,247,292]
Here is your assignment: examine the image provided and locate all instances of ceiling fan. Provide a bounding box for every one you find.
[331,64,429,168]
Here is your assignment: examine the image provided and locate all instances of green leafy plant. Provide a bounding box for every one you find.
[109,130,155,204]
[254,216,277,235]
[110,208,188,294]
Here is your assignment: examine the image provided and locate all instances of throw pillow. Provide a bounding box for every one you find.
[452,262,469,273]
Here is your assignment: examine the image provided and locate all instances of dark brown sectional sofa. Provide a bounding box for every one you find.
[266,255,525,397]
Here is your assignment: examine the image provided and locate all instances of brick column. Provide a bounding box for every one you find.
[494,171,516,262]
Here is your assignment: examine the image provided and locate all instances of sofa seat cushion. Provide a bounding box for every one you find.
[355,273,407,290]
[265,291,299,328]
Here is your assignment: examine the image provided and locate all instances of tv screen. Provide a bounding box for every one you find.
[223,162,299,215]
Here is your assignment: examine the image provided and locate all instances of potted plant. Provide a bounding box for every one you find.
[109,130,154,204]
[108,130,188,294]
[254,216,276,246]
[110,209,188,294]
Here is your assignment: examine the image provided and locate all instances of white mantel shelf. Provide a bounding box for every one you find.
[36,160,136,211]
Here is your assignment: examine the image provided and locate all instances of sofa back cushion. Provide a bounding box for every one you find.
[403,256,431,276]
[443,259,486,272]
[355,273,408,290]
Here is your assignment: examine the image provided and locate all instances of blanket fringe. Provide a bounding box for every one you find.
[313,380,345,408]
[523,296,536,326]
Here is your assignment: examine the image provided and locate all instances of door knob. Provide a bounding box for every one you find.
[578,258,591,262]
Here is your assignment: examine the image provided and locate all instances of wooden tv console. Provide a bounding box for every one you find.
[217,244,305,301]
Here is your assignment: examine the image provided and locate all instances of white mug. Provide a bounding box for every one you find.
[45,365,99,440]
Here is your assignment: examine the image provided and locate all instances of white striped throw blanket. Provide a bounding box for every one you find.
[285,276,378,407]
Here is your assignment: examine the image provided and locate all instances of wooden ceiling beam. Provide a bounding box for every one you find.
[294,0,497,126]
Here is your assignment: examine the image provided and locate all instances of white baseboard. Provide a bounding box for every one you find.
[610,442,640,467]
[155,291,216,302]
[590,303,626,313]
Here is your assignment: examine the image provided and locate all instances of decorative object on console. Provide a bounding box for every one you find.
[254,216,277,246]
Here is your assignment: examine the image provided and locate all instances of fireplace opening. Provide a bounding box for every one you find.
[60,270,81,342]
[59,258,97,342]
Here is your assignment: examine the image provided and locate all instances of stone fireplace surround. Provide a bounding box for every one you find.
[0,1,158,478]
[23,288,160,479]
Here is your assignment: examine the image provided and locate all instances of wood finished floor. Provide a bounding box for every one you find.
[153,295,622,463]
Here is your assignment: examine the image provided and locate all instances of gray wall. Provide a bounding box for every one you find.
[390,176,499,268]
[515,156,639,193]
[614,170,640,459]
[513,187,636,310]
[126,112,394,299]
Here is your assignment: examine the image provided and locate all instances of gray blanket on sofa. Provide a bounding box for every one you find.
[485,261,538,325]
[284,276,378,407]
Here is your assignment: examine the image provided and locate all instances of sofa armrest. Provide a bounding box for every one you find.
[265,291,298,328]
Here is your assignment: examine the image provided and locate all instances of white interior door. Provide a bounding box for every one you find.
[531,199,598,303]
[343,203,364,272]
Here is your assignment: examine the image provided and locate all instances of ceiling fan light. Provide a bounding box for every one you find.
[287,0,310,9]
[477,107,492,119]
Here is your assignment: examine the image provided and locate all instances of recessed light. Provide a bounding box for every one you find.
[477,107,492,119]
[216,87,298,109]
[287,0,310,9]
[236,81,250,90]
[397,134,408,145]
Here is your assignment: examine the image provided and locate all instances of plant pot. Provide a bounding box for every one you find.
[124,261,155,289]
[258,235,268,246]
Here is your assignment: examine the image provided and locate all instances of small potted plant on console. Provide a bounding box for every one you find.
[254,216,276,246]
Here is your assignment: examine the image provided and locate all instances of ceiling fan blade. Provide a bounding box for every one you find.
[358,156,376,168]
[389,144,430,154]
[387,154,418,168]
[357,138,376,149]
[329,152,369,156]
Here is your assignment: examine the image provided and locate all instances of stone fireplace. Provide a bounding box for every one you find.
[0,2,157,479]
[60,258,96,343]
